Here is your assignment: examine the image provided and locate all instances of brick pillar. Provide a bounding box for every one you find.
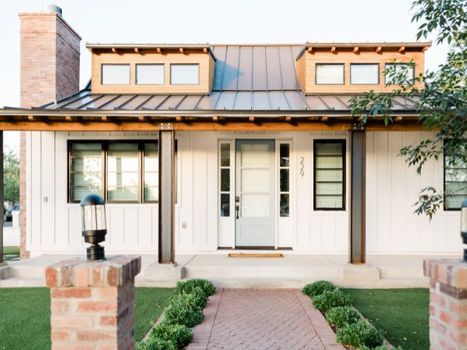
[424,259,467,350]
[46,256,141,350]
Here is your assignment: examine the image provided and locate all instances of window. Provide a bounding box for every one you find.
[219,143,231,217]
[444,155,467,210]
[101,64,130,85]
[170,64,199,85]
[279,143,290,217]
[68,141,158,203]
[136,64,164,85]
[314,140,345,210]
[350,64,379,85]
[385,63,414,84]
[316,64,344,85]
[69,143,104,201]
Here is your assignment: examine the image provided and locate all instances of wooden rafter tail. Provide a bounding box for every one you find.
[395,116,403,122]
[179,47,184,54]
[284,116,292,122]
[156,47,162,54]
[307,47,313,53]
[376,46,382,54]
[134,48,140,54]
[353,46,359,54]
[138,116,145,122]
[65,115,73,122]
[175,116,183,122]
[248,116,255,122]
[101,116,108,122]
[27,115,35,121]
[320,116,329,122]
[203,47,208,53]
[398,46,406,54]
[331,46,337,54]
[111,47,117,54]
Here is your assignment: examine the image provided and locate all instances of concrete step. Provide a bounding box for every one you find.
[0,277,45,288]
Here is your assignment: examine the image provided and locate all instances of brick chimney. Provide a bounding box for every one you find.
[19,5,81,258]
[20,4,81,107]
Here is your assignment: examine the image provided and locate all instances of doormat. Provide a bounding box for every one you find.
[228,253,284,258]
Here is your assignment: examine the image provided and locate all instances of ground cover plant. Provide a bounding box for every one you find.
[137,279,216,350]
[0,287,175,350]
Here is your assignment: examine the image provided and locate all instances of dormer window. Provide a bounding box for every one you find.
[315,64,344,85]
[136,64,164,85]
[350,64,379,85]
[101,64,130,85]
[385,63,415,84]
[170,64,199,85]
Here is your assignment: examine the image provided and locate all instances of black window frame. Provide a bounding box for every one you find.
[313,139,346,211]
[315,63,345,85]
[101,64,131,85]
[443,152,467,211]
[68,140,159,204]
[350,63,380,85]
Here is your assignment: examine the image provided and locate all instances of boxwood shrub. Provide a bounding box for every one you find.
[137,337,177,350]
[325,306,361,329]
[176,279,216,298]
[302,280,336,298]
[312,288,350,313]
[151,322,192,349]
[164,293,204,328]
[336,319,384,349]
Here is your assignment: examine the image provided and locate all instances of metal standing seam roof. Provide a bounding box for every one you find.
[12,45,419,114]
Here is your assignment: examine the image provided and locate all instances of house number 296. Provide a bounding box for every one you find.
[299,157,305,177]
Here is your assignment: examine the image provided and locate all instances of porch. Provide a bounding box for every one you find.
[0,252,444,288]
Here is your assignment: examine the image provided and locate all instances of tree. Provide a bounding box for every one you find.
[3,149,19,205]
[349,0,467,219]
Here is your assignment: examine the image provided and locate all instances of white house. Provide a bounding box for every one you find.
[0,6,464,273]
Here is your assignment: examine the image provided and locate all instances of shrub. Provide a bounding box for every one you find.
[136,337,177,350]
[178,286,208,309]
[176,279,216,298]
[164,293,204,328]
[151,321,193,349]
[302,280,336,298]
[325,306,361,329]
[312,288,350,313]
[336,320,384,349]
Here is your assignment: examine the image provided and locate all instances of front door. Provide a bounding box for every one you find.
[235,140,275,247]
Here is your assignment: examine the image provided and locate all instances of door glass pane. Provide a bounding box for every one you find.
[221,143,230,166]
[280,169,289,192]
[144,143,158,201]
[316,183,343,195]
[316,195,343,208]
[316,169,343,182]
[220,193,230,217]
[280,194,289,217]
[221,168,230,192]
[280,144,290,166]
[70,143,103,201]
[107,143,139,201]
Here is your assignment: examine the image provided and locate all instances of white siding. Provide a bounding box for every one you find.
[366,131,461,254]
[25,130,461,256]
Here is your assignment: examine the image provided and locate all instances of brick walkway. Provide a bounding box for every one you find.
[187,289,346,350]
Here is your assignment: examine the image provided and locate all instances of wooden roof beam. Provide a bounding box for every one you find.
[376,46,382,54]
[307,47,313,53]
[353,46,359,54]
[175,116,184,122]
[27,115,35,121]
[156,48,162,54]
[101,116,108,121]
[320,116,329,122]
[398,46,406,54]
[331,46,337,54]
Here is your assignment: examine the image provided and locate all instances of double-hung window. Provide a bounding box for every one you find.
[444,154,467,210]
[314,140,345,210]
[69,141,159,203]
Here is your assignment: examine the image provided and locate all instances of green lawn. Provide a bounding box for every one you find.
[2,246,20,261]
[343,288,429,350]
[0,287,175,350]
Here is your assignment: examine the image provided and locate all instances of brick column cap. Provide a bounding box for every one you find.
[424,258,467,289]
[46,255,141,288]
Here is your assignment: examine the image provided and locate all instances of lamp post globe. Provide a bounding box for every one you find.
[80,194,107,260]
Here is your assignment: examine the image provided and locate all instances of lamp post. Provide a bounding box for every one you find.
[461,199,467,261]
[80,194,107,260]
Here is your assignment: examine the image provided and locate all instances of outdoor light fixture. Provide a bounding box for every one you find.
[462,199,467,262]
[80,194,107,260]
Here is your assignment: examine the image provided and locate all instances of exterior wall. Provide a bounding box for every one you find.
[366,131,461,254]
[25,130,461,256]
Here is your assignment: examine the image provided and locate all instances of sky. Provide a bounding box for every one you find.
[0,0,449,153]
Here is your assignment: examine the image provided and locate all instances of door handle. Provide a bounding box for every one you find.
[235,204,240,219]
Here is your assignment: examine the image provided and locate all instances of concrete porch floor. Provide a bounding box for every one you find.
[1,253,457,288]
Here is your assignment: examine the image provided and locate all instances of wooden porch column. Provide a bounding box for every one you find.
[158,126,175,264]
[0,131,3,264]
[350,124,366,264]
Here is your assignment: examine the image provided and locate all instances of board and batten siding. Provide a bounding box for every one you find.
[24,130,461,256]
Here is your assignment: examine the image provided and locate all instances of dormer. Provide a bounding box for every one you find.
[295,42,430,94]
[87,44,216,94]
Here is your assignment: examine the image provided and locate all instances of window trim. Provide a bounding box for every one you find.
[315,63,345,85]
[384,62,415,85]
[101,64,131,85]
[67,140,159,204]
[135,63,165,85]
[443,152,467,211]
[350,63,380,85]
[170,63,200,85]
[313,139,346,211]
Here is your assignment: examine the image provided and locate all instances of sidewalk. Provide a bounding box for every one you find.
[188,289,345,350]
